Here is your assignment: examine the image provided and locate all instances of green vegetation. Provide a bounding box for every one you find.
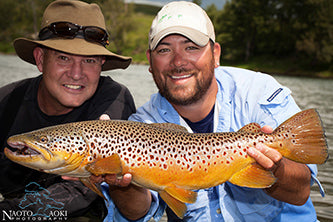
[0,0,332,78]
[206,0,333,78]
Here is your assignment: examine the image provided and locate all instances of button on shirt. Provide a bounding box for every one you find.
[101,66,324,222]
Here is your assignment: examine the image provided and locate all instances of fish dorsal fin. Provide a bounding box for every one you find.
[151,123,189,132]
[159,190,187,219]
[238,123,261,133]
[86,154,122,175]
[165,185,197,204]
[229,163,276,188]
[80,177,106,199]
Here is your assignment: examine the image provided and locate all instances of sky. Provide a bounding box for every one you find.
[125,0,226,9]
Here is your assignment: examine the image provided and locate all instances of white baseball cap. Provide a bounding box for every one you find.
[148,1,215,50]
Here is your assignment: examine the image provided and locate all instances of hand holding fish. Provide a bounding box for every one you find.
[247,125,282,172]
[88,114,133,187]
[62,114,151,219]
[248,126,312,205]
[98,114,152,219]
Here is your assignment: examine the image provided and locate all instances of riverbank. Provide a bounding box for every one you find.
[220,55,333,79]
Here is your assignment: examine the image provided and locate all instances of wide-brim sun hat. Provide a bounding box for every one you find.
[148,1,215,50]
[13,0,131,71]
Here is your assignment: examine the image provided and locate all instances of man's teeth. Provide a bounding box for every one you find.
[64,84,82,89]
[171,74,192,79]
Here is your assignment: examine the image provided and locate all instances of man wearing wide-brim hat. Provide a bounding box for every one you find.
[0,0,150,220]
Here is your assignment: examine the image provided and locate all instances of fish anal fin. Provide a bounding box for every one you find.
[86,154,122,175]
[238,123,261,133]
[159,190,187,219]
[151,123,188,132]
[229,163,276,188]
[80,177,105,200]
[164,186,197,204]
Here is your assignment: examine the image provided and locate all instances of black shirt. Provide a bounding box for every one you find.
[183,105,215,133]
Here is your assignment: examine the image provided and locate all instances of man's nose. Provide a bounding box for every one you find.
[68,60,84,80]
[171,51,188,68]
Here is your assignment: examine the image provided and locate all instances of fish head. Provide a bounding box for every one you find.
[4,124,88,176]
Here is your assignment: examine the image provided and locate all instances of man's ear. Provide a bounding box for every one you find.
[101,56,106,65]
[213,43,221,68]
[146,49,153,74]
[33,47,45,72]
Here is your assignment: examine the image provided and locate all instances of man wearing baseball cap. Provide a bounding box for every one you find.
[100,1,323,221]
[0,0,149,220]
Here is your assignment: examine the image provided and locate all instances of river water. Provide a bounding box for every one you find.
[0,54,332,221]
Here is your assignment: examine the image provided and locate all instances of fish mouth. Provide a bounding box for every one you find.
[5,140,52,161]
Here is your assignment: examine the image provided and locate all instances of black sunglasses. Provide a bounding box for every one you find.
[38,22,109,47]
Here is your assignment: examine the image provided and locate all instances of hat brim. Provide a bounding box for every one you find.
[149,26,210,50]
[14,38,131,71]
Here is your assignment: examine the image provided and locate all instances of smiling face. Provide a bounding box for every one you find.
[33,47,105,115]
[147,35,221,106]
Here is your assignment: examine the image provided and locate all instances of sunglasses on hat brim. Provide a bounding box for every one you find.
[38,22,109,47]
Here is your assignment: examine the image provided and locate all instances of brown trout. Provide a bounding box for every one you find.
[5,109,328,218]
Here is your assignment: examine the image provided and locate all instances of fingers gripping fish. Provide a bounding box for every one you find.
[5,109,329,218]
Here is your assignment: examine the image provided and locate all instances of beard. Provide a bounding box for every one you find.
[155,60,215,106]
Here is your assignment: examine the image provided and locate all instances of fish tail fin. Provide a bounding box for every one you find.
[272,109,328,164]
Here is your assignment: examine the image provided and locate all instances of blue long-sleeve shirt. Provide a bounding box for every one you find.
[102,66,324,221]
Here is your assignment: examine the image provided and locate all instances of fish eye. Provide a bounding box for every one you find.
[39,136,48,143]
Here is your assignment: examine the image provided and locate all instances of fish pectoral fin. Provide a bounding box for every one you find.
[86,154,122,175]
[229,163,276,188]
[238,123,262,133]
[159,190,187,219]
[80,177,106,200]
[164,186,197,204]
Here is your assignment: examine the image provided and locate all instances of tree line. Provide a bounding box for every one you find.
[206,0,332,68]
[0,0,332,71]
